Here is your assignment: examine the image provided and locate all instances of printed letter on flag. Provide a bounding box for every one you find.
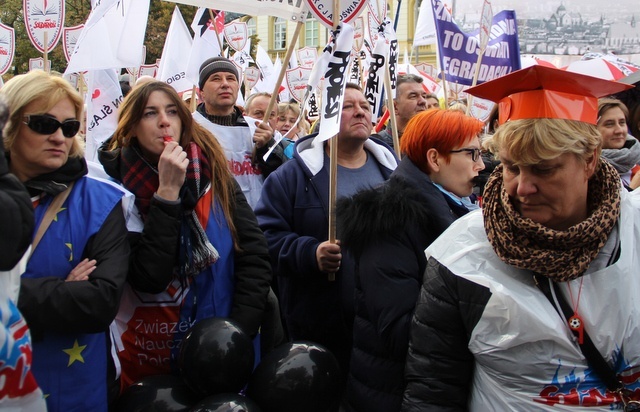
[85,69,124,162]
[432,0,520,86]
[157,7,194,94]
[315,22,354,143]
[23,0,64,53]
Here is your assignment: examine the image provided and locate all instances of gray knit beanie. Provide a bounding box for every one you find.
[198,57,239,90]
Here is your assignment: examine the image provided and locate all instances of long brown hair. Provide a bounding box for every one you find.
[111,81,239,247]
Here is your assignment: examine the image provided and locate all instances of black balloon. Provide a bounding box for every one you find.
[113,374,200,412]
[189,393,262,412]
[178,317,255,397]
[245,341,342,412]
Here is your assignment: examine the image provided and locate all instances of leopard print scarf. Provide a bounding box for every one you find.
[483,160,620,282]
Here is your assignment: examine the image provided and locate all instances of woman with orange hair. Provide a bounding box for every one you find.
[337,109,485,412]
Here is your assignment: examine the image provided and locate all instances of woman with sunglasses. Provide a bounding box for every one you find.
[1,70,130,412]
[336,109,485,412]
[97,81,275,391]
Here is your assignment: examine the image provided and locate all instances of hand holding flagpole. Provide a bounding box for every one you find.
[327,0,341,282]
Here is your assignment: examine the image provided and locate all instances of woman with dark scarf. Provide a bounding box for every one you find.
[401,66,640,411]
[98,81,276,391]
[337,109,485,412]
[1,70,130,412]
[597,98,640,190]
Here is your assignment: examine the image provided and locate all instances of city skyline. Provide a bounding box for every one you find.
[453,0,638,21]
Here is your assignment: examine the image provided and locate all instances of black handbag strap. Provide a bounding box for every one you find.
[533,273,622,393]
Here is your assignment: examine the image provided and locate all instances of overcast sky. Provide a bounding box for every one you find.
[453,0,638,21]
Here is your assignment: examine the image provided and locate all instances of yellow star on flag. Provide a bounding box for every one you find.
[65,243,73,261]
[63,339,86,367]
[53,207,67,222]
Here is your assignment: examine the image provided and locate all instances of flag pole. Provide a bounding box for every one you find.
[262,22,304,128]
[43,32,49,73]
[208,9,225,53]
[252,21,304,165]
[378,0,399,156]
[327,0,341,282]
[190,85,198,112]
[466,0,492,116]
[384,69,400,156]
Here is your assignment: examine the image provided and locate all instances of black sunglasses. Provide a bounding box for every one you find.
[450,148,482,162]
[23,115,81,138]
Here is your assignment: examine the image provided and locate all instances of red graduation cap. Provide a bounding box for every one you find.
[466,65,634,125]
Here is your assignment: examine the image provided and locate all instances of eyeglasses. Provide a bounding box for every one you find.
[23,115,81,138]
[450,148,482,162]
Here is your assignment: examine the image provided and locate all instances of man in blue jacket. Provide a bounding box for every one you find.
[254,83,398,392]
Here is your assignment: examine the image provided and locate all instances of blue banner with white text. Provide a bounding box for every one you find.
[431,0,521,85]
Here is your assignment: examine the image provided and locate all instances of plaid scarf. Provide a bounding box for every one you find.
[483,160,620,282]
[121,142,219,277]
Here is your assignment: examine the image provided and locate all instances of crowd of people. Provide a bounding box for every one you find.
[1,57,640,412]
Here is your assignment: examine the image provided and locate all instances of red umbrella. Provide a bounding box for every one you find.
[520,55,556,69]
[564,58,638,81]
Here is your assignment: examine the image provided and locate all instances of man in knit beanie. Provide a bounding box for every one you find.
[192,56,289,209]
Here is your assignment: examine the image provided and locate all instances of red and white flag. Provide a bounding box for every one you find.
[0,23,15,75]
[62,24,84,63]
[23,0,64,53]
[297,47,318,69]
[185,8,224,88]
[223,21,248,53]
[28,57,50,72]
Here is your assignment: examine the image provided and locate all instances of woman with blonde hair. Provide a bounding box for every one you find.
[276,101,309,141]
[337,109,485,412]
[97,81,277,390]
[402,66,640,411]
[2,70,130,412]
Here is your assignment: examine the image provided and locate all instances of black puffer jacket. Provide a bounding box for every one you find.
[0,101,33,270]
[0,150,33,270]
[401,257,491,412]
[337,157,469,412]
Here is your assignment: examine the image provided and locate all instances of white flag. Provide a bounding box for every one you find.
[157,7,194,94]
[185,8,223,88]
[364,16,397,122]
[85,69,124,162]
[65,0,150,74]
[315,22,355,143]
[162,0,307,22]
[413,0,441,47]
[231,38,254,71]
[252,45,276,94]
[272,56,289,101]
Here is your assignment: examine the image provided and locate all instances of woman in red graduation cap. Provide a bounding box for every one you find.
[401,66,640,411]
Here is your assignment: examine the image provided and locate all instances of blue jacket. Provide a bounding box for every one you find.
[254,133,397,372]
[23,176,128,412]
